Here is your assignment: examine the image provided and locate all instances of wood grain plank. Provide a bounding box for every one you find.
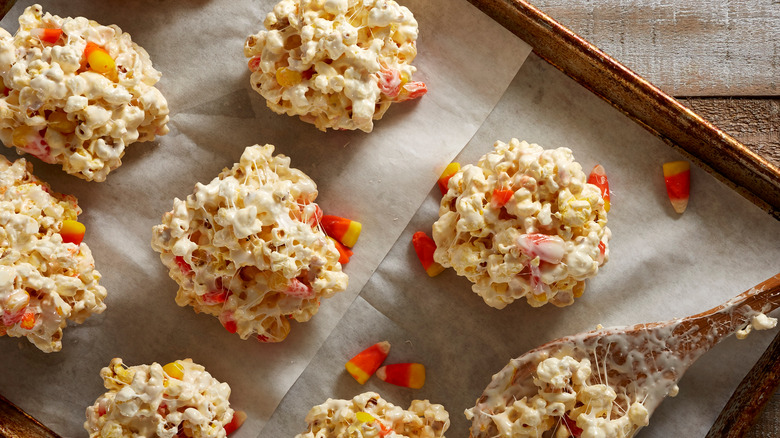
[681,97,780,167]
[708,330,780,438]
[747,392,780,438]
[531,0,780,96]
[0,395,61,438]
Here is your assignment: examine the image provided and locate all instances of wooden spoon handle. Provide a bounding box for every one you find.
[684,273,780,351]
[711,273,780,321]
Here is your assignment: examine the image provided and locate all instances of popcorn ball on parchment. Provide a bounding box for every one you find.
[151,145,348,343]
[85,358,245,438]
[432,139,610,309]
[296,392,450,438]
[0,156,106,352]
[0,5,169,181]
[244,0,427,133]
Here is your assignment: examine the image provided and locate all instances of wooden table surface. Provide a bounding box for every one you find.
[531,1,779,436]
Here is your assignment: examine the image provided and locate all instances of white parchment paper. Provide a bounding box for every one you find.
[261,55,780,437]
[0,0,530,436]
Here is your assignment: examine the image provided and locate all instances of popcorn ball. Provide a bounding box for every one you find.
[151,144,348,343]
[432,139,611,309]
[85,358,240,438]
[296,392,450,438]
[0,5,170,181]
[0,156,106,352]
[244,0,427,133]
[466,356,649,438]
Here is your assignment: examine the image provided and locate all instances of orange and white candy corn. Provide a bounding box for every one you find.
[587,164,610,212]
[412,231,445,277]
[662,161,690,213]
[224,410,247,435]
[329,237,353,265]
[321,215,362,247]
[376,363,426,389]
[60,219,85,245]
[437,162,460,195]
[491,188,514,208]
[31,28,63,44]
[84,42,115,74]
[345,341,391,384]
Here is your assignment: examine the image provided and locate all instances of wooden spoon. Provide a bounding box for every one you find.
[468,273,780,437]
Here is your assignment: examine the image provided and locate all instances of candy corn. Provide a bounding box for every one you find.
[412,231,445,277]
[282,278,314,299]
[84,42,115,74]
[662,161,690,213]
[321,215,362,247]
[175,256,193,275]
[31,28,63,44]
[60,219,85,245]
[598,241,606,264]
[20,312,36,330]
[219,312,238,334]
[491,188,514,208]
[376,363,425,389]
[248,56,262,72]
[398,81,428,102]
[329,237,353,265]
[224,410,247,435]
[587,164,610,212]
[345,341,391,384]
[162,361,184,380]
[202,288,230,304]
[437,162,460,195]
[355,412,376,423]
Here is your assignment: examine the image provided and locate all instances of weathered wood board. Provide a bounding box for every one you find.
[682,97,780,166]
[531,0,780,96]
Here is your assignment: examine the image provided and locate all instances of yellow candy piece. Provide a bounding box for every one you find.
[662,160,690,176]
[84,42,115,74]
[60,219,86,245]
[163,361,185,380]
[356,412,376,423]
[88,50,115,73]
[276,67,302,87]
[343,221,362,248]
[437,162,460,195]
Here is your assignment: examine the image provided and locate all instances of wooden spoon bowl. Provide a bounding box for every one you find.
[468,273,780,437]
